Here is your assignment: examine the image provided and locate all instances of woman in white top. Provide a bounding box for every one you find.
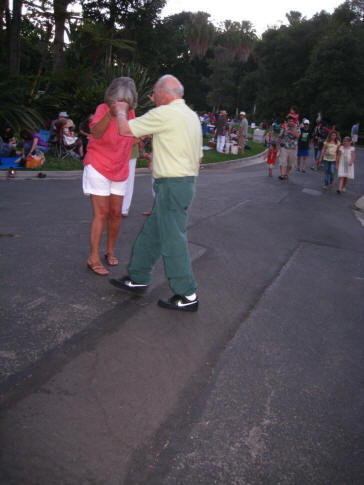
[336,136,355,194]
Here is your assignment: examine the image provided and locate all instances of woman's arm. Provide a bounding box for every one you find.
[30,137,38,154]
[318,145,326,163]
[90,110,113,139]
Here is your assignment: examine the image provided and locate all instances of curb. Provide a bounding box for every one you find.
[0,168,151,180]
[0,151,267,180]
[200,150,267,170]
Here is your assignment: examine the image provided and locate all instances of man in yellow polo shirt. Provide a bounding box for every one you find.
[110,75,203,312]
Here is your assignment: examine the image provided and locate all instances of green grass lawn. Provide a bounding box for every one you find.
[38,155,84,170]
[27,139,266,171]
[201,138,266,164]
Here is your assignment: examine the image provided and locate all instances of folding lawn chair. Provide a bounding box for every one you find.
[38,129,51,143]
[54,124,80,159]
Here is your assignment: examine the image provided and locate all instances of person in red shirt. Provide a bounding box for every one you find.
[286,106,299,126]
[265,141,278,177]
[83,77,138,275]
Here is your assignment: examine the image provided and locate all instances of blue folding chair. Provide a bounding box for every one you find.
[38,129,51,143]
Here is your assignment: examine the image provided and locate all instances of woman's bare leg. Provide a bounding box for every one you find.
[106,194,123,257]
[89,195,110,265]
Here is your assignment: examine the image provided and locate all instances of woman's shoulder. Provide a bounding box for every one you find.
[91,104,109,125]
[95,103,108,114]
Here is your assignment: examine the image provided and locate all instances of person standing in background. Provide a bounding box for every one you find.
[318,131,341,190]
[277,115,300,180]
[296,120,312,172]
[216,110,227,153]
[336,136,355,194]
[238,111,248,155]
[351,121,359,145]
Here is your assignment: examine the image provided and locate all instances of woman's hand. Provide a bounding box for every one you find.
[111,101,129,117]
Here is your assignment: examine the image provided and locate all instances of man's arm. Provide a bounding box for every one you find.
[291,126,300,138]
[112,101,134,137]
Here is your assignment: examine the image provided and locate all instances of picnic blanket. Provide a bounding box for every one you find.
[0,156,24,170]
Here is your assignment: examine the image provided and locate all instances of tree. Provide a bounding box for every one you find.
[0,0,8,60]
[80,0,165,74]
[8,0,23,73]
[303,2,364,128]
[66,19,135,76]
[53,0,73,72]
[184,11,215,59]
[286,10,304,26]
[206,20,256,113]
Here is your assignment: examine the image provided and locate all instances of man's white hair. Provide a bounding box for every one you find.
[156,75,184,97]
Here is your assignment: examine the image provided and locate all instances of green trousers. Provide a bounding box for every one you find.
[128,177,197,296]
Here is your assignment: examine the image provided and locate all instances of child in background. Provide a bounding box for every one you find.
[265,126,273,147]
[336,136,355,194]
[265,141,278,177]
[287,106,299,126]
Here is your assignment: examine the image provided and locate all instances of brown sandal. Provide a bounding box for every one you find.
[104,254,119,266]
[87,261,109,276]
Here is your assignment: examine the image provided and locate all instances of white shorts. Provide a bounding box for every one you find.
[82,164,127,196]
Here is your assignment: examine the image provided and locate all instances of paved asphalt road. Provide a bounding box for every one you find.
[1,151,363,484]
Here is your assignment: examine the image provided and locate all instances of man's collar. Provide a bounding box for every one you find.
[168,98,185,105]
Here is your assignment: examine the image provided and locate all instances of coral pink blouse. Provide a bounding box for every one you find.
[84,103,135,181]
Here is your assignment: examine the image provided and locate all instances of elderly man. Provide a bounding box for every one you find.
[238,111,248,154]
[109,75,203,312]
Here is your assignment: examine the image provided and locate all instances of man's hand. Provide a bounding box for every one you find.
[148,94,155,105]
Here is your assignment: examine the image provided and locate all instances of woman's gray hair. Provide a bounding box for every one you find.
[104,77,138,109]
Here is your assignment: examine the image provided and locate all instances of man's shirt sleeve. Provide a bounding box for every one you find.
[129,107,165,138]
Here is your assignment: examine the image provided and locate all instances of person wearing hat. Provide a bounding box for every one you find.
[296,119,312,172]
[49,111,70,142]
[238,111,248,154]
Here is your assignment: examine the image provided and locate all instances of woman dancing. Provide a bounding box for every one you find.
[83,77,138,275]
